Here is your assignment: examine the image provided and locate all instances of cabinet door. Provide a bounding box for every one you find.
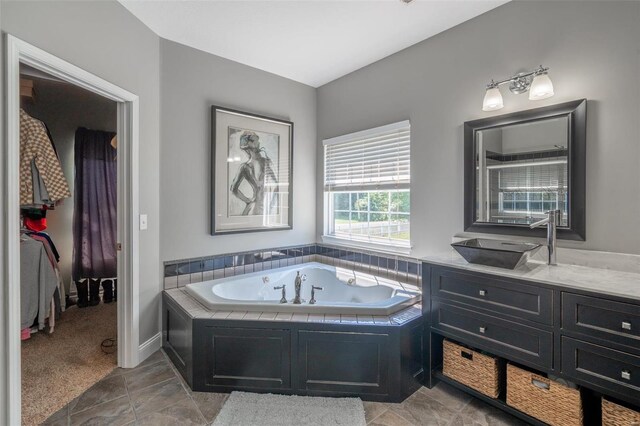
[298,330,390,396]
[562,293,640,352]
[430,267,553,325]
[201,326,291,390]
[562,337,640,406]
[432,302,553,370]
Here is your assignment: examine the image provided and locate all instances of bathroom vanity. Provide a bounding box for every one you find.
[422,253,640,425]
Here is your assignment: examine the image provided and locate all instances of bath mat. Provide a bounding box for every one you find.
[212,391,366,426]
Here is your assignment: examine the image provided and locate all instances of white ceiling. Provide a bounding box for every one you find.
[119,0,508,87]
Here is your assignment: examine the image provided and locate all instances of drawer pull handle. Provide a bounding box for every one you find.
[622,321,632,331]
[479,290,487,297]
[479,326,486,334]
[622,370,631,381]
[531,378,550,390]
[461,351,473,361]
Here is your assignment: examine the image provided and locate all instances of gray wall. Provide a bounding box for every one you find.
[159,39,317,262]
[2,0,161,343]
[317,1,640,256]
[22,78,117,292]
[500,117,568,154]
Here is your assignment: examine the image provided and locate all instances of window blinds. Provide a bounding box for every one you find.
[489,160,568,191]
[323,120,410,192]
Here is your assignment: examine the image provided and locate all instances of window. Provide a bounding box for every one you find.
[323,121,410,251]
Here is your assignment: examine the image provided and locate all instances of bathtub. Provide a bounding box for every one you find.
[185,262,421,315]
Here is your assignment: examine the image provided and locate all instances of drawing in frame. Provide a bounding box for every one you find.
[211,106,293,235]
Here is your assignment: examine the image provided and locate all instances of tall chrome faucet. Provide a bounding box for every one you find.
[530,210,560,266]
[292,271,306,304]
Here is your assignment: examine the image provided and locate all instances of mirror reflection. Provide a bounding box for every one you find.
[475,117,569,227]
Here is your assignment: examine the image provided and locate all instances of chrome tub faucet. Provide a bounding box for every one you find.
[309,285,323,305]
[530,210,560,266]
[293,271,306,304]
[274,285,287,303]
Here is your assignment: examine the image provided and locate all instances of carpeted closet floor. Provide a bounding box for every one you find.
[21,301,117,426]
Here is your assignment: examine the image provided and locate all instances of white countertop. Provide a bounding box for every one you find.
[422,251,640,302]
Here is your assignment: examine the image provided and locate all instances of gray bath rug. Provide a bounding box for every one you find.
[212,391,366,426]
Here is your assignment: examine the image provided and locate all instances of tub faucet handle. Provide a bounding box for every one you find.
[274,285,287,304]
[309,285,323,305]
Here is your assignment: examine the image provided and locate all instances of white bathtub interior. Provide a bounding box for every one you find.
[185,262,420,315]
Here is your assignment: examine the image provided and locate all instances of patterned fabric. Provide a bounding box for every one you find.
[20,109,71,205]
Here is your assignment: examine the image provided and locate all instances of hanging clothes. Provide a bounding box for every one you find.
[19,108,71,206]
[20,236,59,330]
[28,231,60,262]
[72,127,118,281]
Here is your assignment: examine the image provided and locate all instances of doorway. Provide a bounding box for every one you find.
[2,35,141,425]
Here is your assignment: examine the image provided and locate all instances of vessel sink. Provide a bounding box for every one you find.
[451,238,542,269]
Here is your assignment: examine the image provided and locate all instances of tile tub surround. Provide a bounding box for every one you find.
[423,250,640,302]
[163,287,422,325]
[163,244,423,290]
[44,349,526,426]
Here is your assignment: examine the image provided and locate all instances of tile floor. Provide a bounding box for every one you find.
[43,349,527,426]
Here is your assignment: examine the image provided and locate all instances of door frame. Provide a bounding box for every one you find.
[1,35,141,425]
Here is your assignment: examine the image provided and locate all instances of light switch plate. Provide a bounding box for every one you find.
[139,214,148,230]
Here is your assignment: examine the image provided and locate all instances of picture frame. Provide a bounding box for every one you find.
[211,106,293,235]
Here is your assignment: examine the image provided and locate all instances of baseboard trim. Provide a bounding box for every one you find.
[138,332,162,364]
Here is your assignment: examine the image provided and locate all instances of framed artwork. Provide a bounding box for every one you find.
[211,106,293,235]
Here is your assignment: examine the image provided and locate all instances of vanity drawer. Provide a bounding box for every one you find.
[430,267,553,325]
[432,302,553,370]
[562,293,640,351]
[562,337,640,404]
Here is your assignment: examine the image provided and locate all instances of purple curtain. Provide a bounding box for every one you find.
[72,127,117,281]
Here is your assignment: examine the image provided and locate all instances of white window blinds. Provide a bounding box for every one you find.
[323,120,410,192]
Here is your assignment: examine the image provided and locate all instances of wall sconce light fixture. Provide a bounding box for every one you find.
[482,65,554,111]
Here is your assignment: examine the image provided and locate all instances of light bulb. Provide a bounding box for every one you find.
[529,73,554,100]
[482,86,504,111]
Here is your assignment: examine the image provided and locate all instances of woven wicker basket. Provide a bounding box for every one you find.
[602,398,640,426]
[442,339,501,398]
[506,364,583,426]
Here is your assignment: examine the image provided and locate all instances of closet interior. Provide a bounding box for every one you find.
[19,64,120,426]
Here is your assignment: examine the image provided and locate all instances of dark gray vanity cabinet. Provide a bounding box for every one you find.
[428,266,555,373]
[560,294,640,405]
[423,262,640,424]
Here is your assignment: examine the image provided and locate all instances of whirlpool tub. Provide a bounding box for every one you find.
[185,262,420,315]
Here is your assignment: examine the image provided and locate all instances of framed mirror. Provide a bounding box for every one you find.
[464,99,586,240]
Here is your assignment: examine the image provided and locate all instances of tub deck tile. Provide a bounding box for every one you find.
[259,312,277,321]
[226,311,247,320]
[291,313,309,322]
[373,316,391,325]
[242,312,262,321]
[275,313,293,321]
[308,314,325,323]
[211,311,232,319]
[340,314,358,324]
[357,315,375,325]
[324,314,342,323]
[390,304,422,325]
[164,290,422,327]
[192,309,213,319]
